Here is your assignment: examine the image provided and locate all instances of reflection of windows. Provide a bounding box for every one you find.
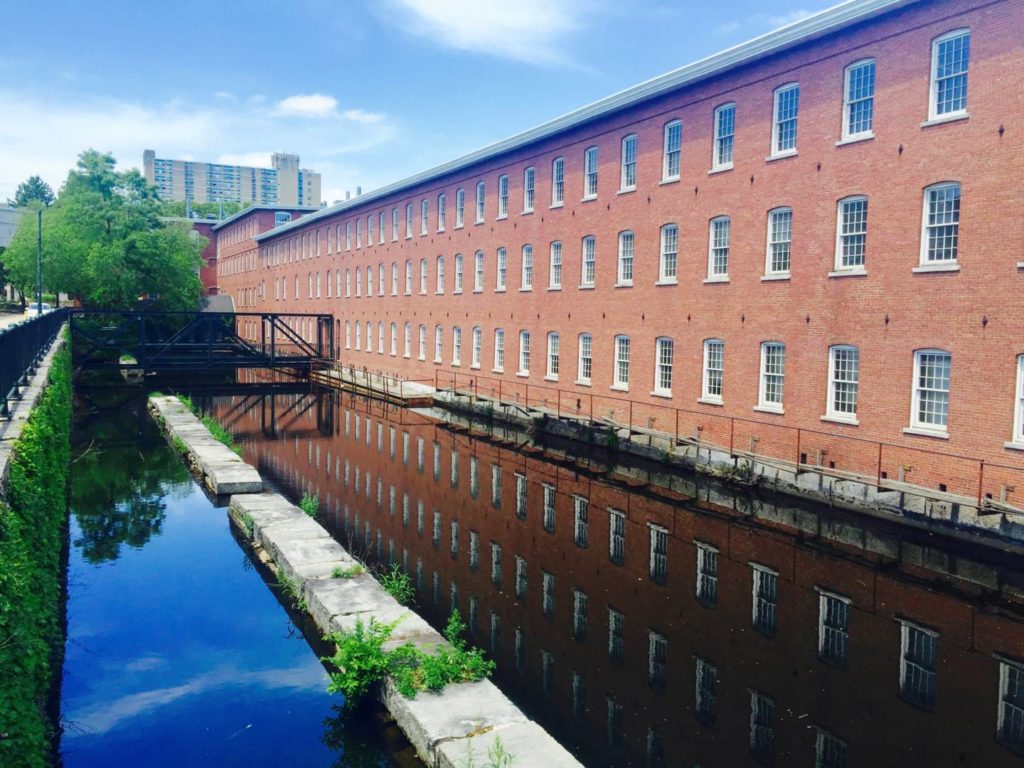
[696,542,718,607]
[818,590,851,666]
[648,631,666,689]
[900,620,937,708]
[999,659,1024,752]
[608,608,624,663]
[542,484,556,532]
[695,657,718,725]
[815,728,847,768]
[573,495,588,548]
[751,564,778,635]
[572,589,588,641]
[542,571,555,617]
[609,508,625,565]
[750,692,775,766]
[649,524,668,583]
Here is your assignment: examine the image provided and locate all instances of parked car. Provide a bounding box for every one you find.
[24,303,52,319]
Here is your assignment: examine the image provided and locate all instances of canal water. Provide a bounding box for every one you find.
[59,383,415,767]
[203,383,1024,768]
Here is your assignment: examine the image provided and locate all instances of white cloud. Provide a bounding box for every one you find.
[213,91,237,101]
[273,93,339,118]
[342,108,385,125]
[385,0,584,65]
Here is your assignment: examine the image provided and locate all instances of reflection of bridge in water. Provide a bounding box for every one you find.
[69,309,334,372]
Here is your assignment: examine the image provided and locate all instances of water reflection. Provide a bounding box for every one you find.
[212,388,1024,768]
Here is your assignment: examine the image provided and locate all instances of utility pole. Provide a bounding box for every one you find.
[35,208,42,314]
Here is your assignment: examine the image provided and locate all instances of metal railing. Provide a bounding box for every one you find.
[434,368,1024,512]
[0,309,67,417]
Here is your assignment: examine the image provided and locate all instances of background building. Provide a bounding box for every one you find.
[0,205,24,250]
[143,150,321,207]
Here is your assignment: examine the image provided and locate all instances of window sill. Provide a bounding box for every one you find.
[578,284,595,290]
[574,380,592,387]
[1017,262,1024,270]
[547,286,562,292]
[516,371,530,379]
[474,220,484,226]
[836,133,874,147]
[437,228,445,234]
[761,273,791,282]
[549,202,564,210]
[614,281,633,289]
[494,288,507,293]
[753,405,784,415]
[610,384,629,393]
[519,287,533,292]
[418,355,426,362]
[765,150,798,163]
[698,397,723,407]
[655,278,678,286]
[651,390,672,399]
[454,225,464,230]
[544,375,559,383]
[435,291,444,296]
[703,276,730,284]
[473,288,483,294]
[521,209,534,216]
[491,368,504,375]
[617,188,636,196]
[828,268,867,278]
[433,358,442,365]
[708,164,733,175]
[580,195,597,203]
[921,112,969,129]
[496,215,508,221]
[470,364,480,370]
[452,290,462,295]
[1004,441,1024,452]
[901,426,949,440]
[659,177,680,186]
[451,362,460,368]
[821,414,859,426]
[912,263,959,274]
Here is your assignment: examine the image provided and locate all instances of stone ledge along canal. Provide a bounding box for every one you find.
[201,379,1024,768]
[59,380,417,767]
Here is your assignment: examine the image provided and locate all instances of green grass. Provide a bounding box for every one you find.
[300,493,319,519]
[172,394,243,456]
[276,571,306,612]
[378,564,415,605]
[331,564,364,579]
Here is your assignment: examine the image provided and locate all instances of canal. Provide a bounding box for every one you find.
[59,383,415,767]
[202,382,1024,768]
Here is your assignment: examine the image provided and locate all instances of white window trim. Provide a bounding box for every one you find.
[824,345,860,425]
[619,134,637,193]
[756,341,785,414]
[712,103,735,172]
[905,348,951,437]
[658,223,679,284]
[769,83,800,159]
[616,230,634,287]
[1009,356,1024,449]
[706,216,730,281]
[764,207,793,278]
[583,146,599,201]
[653,337,673,397]
[577,333,592,386]
[700,338,724,405]
[928,29,970,122]
[833,195,869,274]
[662,119,682,182]
[612,335,630,391]
[917,182,961,269]
[842,59,876,141]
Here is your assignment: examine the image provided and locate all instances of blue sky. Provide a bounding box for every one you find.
[0,0,838,203]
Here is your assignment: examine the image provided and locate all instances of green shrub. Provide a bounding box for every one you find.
[378,564,415,605]
[300,493,319,519]
[331,564,364,579]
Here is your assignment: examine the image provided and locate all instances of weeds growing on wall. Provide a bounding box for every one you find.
[325,609,494,709]
[377,564,415,605]
[175,394,243,456]
[0,340,72,768]
[300,493,319,519]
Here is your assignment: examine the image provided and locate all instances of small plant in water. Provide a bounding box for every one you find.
[300,493,319,519]
[276,571,306,612]
[171,435,188,455]
[331,564,364,579]
[461,735,515,768]
[378,564,415,605]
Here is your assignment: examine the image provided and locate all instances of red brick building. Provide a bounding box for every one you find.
[219,0,1024,505]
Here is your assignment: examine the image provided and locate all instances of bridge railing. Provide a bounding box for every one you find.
[0,309,68,417]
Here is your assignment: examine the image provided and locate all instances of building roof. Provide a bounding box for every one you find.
[256,0,917,243]
[210,204,320,232]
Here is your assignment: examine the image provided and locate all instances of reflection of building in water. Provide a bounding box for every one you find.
[212,389,1024,767]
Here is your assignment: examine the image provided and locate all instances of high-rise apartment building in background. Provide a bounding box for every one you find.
[143,150,321,207]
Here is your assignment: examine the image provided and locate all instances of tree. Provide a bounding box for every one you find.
[3,150,205,310]
[9,175,54,208]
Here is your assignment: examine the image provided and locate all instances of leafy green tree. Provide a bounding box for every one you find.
[9,175,54,208]
[3,150,205,310]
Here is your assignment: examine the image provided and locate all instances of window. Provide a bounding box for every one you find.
[455,188,465,227]
[616,230,634,285]
[751,564,778,635]
[620,134,637,191]
[405,203,413,238]
[608,509,625,564]
[818,590,851,666]
[515,555,527,599]
[765,208,793,276]
[835,196,868,271]
[521,245,533,289]
[583,146,599,198]
[648,631,666,690]
[378,264,385,296]
[450,519,459,557]
[577,333,592,385]
[434,325,443,363]
[542,571,555,617]
[437,193,446,231]
[490,542,502,586]
[999,659,1024,752]
[843,59,875,139]
[572,589,588,640]
[391,207,399,240]
[549,241,562,288]
[378,322,384,353]
[663,120,682,181]
[418,324,427,360]
[581,236,596,286]
[551,156,565,206]
[759,342,786,411]
[546,332,559,379]
[454,254,464,292]
[471,326,481,368]
[436,256,445,293]
[474,251,484,292]
[573,495,588,547]
[695,658,718,725]
[750,693,775,766]
[356,218,363,247]
[379,211,386,244]
[366,266,373,295]
[452,326,462,365]
[491,464,502,509]
[608,608,624,663]
[518,331,530,375]
[475,181,485,223]
[419,199,428,235]
[930,30,970,119]
[654,338,673,396]
[649,524,668,583]
[493,329,505,371]
[523,167,535,212]
[713,103,735,170]
[702,340,724,402]
[419,258,427,294]
[827,345,860,421]
[542,484,556,532]
[771,84,799,155]
[815,729,847,768]
[920,183,961,265]
[613,335,630,389]
[514,473,527,520]
[708,217,730,279]
[659,224,678,282]
[900,620,938,708]
[391,262,398,294]
[432,511,442,547]
[345,222,352,250]
[496,247,507,290]
[1014,356,1024,445]
[404,260,413,294]
[696,543,718,606]
[607,698,624,754]
[910,349,951,432]
[390,323,397,355]
[469,531,479,571]
[497,174,509,218]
